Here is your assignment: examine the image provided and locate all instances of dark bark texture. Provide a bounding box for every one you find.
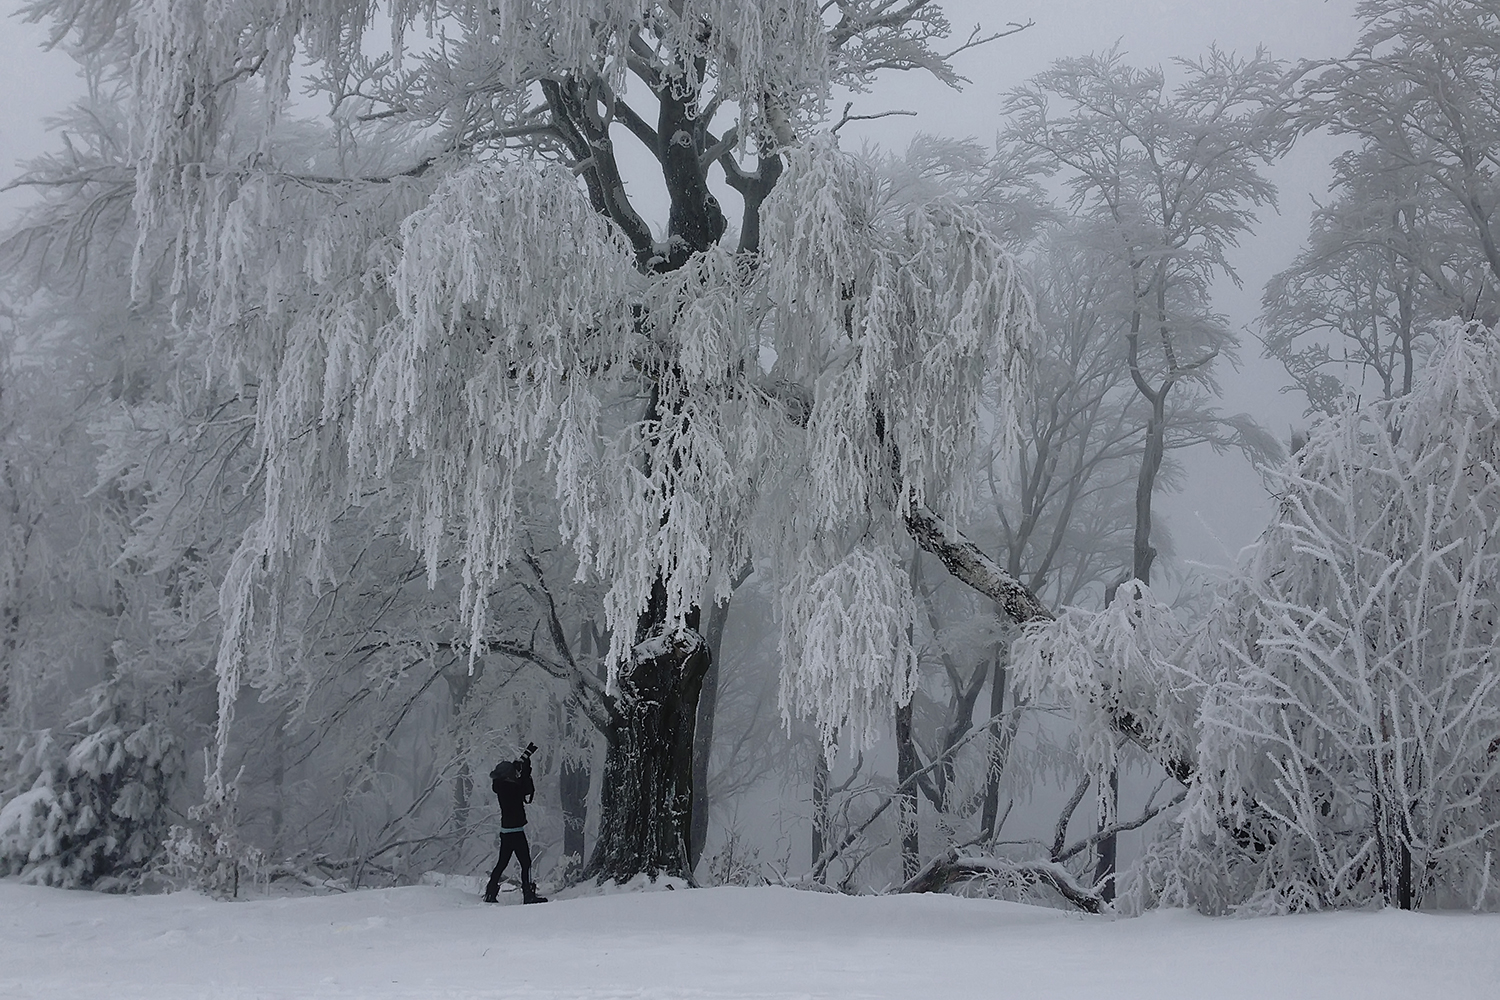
[895,699,920,882]
[582,629,710,884]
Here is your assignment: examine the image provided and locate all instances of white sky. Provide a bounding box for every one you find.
[0,0,1365,581]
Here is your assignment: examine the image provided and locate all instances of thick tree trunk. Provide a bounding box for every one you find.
[582,628,710,884]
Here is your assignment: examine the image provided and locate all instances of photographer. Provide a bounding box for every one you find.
[483,744,546,904]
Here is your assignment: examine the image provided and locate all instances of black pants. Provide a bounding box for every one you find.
[486,830,532,895]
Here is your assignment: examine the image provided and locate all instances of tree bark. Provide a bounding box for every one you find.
[903,505,1052,624]
[895,699,920,882]
[979,639,1010,839]
[582,626,710,884]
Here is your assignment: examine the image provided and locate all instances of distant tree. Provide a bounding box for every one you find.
[1268,0,1500,413]
[1296,0,1500,287]
[1003,48,1289,897]
[1260,145,1476,415]
[1006,47,1291,589]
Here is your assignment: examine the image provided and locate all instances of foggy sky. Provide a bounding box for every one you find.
[0,0,1366,585]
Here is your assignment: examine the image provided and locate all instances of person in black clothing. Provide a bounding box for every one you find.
[484,749,547,904]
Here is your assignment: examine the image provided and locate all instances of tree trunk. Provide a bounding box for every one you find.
[1094,766,1119,903]
[895,699,920,882]
[689,592,736,872]
[582,627,710,884]
[1131,392,1168,586]
[1099,382,1170,898]
[560,701,591,877]
[980,640,1009,840]
[812,746,830,878]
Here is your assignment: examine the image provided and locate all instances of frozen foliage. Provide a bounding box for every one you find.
[2,1,1034,804]
[149,126,1028,765]
[1146,320,1500,913]
[1010,320,1500,914]
[195,134,1028,766]
[1011,580,1199,784]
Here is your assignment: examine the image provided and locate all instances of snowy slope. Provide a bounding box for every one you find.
[2,879,1498,999]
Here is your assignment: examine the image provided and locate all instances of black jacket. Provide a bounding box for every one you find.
[495,758,535,830]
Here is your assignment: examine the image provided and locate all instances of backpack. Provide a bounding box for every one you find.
[490,743,536,795]
[490,760,517,795]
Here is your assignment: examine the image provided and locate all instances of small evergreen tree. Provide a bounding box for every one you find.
[0,677,184,890]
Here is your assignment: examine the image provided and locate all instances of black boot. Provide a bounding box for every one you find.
[523,882,548,904]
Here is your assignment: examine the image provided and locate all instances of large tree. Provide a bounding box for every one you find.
[23,0,1046,883]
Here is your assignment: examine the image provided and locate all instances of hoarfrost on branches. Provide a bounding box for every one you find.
[1154,319,1500,913]
[70,0,1039,779]
[1011,580,1199,782]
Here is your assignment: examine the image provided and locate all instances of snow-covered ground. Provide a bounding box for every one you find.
[2,879,1498,999]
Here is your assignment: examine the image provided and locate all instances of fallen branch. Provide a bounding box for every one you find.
[901,853,1105,914]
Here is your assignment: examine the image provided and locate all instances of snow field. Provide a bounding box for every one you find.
[2,880,1499,1000]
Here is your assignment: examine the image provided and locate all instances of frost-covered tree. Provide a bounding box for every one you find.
[1296,0,1500,289]
[0,676,185,890]
[1002,48,1289,896]
[0,92,229,888]
[1260,144,1484,416]
[1268,0,1500,415]
[21,0,1045,883]
[1005,48,1291,588]
[1152,319,1500,913]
